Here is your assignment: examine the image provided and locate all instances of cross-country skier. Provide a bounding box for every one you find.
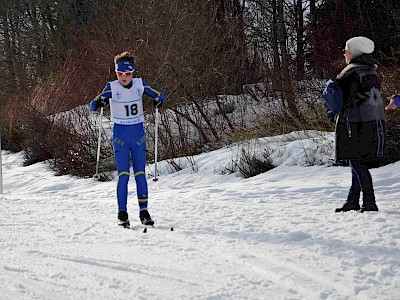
[323,36,386,213]
[89,51,165,227]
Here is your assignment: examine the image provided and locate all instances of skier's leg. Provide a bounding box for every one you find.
[132,135,148,211]
[114,136,131,212]
[132,136,153,225]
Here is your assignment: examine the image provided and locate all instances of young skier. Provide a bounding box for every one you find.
[323,36,386,213]
[89,52,165,227]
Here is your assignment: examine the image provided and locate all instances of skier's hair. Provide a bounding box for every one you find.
[114,52,135,64]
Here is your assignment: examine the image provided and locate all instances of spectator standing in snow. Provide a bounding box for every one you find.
[323,37,386,213]
[89,52,165,227]
[385,94,400,110]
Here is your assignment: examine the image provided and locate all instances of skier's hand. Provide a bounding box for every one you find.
[95,96,109,109]
[153,97,163,109]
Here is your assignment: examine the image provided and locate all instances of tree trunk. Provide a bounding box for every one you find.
[0,9,16,87]
[276,0,299,117]
[296,0,305,80]
[271,0,281,75]
[308,0,322,78]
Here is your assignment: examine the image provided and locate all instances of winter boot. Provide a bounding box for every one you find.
[335,201,360,213]
[118,211,130,228]
[360,203,379,213]
[139,210,154,226]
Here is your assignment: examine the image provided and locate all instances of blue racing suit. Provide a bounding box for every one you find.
[90,78,165,212]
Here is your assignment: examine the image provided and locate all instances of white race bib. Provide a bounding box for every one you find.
[109,79,144,125]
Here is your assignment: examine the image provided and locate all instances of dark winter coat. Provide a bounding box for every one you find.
[323,54,386,164]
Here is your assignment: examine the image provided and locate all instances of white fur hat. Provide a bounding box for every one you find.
[345,36,375,58]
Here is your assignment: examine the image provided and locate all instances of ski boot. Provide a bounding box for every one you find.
[118,211,130,228]
[140,210,154,226]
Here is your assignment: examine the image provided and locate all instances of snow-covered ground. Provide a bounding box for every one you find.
[1,134,400,300]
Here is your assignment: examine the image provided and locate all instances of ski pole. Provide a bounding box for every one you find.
[94,107,103,179]
[153,107,159,182]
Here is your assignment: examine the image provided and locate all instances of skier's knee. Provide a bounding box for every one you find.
[118,171,130,183]
[134,171,145,177]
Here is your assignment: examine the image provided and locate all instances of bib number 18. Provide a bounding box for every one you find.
[124,104,138,116]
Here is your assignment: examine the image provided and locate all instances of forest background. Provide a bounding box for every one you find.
[1,0,400,178]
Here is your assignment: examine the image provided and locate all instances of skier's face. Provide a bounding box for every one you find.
[116,71,133,86]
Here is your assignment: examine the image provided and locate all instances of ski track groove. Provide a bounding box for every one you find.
[189,231,351,300]
[6,255,194,299]
[19,248,220,298]
[74,221,100,236]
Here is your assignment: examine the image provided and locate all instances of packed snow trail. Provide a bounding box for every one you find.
[1,150,400,299]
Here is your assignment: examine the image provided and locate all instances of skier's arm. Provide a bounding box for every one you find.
[89,83,112,111]
[143,79,166,108]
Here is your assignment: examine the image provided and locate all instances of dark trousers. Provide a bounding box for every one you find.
[347,159,375,205]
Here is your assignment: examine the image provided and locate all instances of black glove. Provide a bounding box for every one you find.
[95,96,109,108]
[153,97,163,108]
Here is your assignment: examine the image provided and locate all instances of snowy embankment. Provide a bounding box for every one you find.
[1,132,400,299]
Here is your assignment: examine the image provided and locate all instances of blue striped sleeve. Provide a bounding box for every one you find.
[89,82,112,111]
[143,79,165,103]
